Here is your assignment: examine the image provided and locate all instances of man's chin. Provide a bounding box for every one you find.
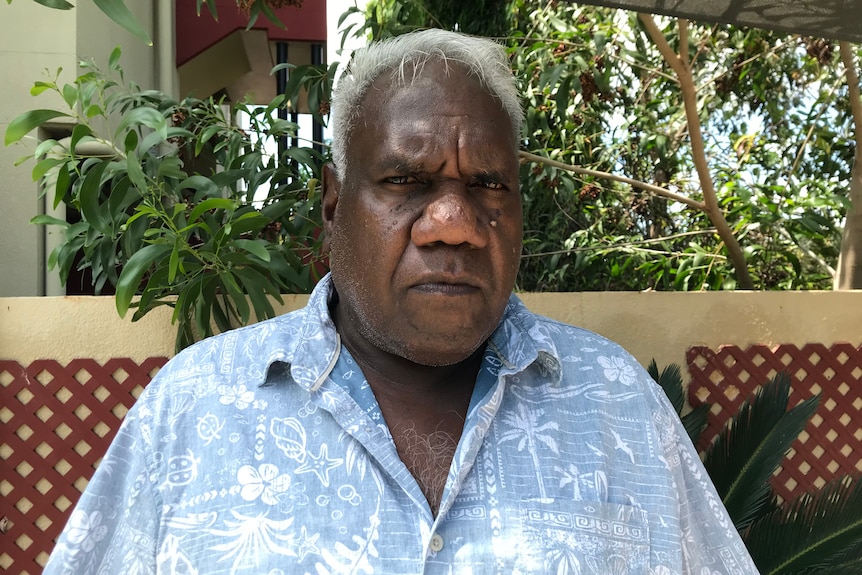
[394,334,490,368]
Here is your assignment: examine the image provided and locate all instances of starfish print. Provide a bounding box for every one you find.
[296,526,320,561]
[295,444,343,487]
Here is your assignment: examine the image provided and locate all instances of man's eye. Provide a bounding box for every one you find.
[473,179,505,190]
[386,176,418,184]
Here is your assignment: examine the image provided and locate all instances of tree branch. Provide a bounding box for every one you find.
[835,41,862,289]
[679,19,689,66]
[519,150,705,210]
[841,42,862,137]
[521,228,721,258]
[639,13,755,289]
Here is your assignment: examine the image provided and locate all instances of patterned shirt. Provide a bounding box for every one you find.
[44,274,759,575]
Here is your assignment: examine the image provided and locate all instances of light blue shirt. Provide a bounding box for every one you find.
[44,274,758,574]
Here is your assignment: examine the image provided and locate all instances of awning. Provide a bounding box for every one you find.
[572,0,862,43]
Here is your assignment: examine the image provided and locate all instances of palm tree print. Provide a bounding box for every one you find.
[499,403,560,498]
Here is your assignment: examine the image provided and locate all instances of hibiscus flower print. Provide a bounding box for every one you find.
[238,464,291,505]
[218,383,255,409]
[66,509,108,552]
[597,355,637,386]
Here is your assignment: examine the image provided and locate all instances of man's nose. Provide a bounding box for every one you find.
[411,183,489,249]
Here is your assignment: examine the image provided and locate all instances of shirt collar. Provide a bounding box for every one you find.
[256,274,562,388]
[255,274,340,390]
[488,294,563,385]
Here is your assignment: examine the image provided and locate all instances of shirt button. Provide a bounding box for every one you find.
[429,534,444,552]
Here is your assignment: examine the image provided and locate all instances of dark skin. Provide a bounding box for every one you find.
[321,61,522,513]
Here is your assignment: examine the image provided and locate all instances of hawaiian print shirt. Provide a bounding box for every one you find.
[44,274,759,575]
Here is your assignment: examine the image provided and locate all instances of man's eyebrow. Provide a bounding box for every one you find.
[374,155,431,174]
[472,169,510,183]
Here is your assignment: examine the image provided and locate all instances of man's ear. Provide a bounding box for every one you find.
[321,163,340,253]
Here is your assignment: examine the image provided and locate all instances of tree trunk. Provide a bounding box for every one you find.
[835,42,862,289]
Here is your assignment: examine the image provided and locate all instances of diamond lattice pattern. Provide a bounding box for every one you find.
[687,343,862,502]
[0,358,166,575]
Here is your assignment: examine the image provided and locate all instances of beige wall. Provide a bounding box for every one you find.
[0,2,78,296]
[0,1,163,297]
[3,291,860,376]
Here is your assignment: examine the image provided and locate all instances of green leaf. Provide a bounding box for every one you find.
[31,0,74,9]
[117,107,167,139]
[31,157,67,182]
[78,161,111,234]
[745,475,862,575]
[198,0,218,20]
[30,81,55,96]
[69,123,93,153]
[234,239,271,262]
[53,163,71,207]
[115,243,172,318]
[648,360,684,413]
[108,45,122,70]
[61,83,77,109]
[188,197,234,224]
[5,110,71,146]
[235,267,278,322]
[156,155,187,180]
[256,0,284,29]
[168,237,181,283]
[126,150,147,192]
[179,175,219,199]
[92,0,153,45]
[30,214,70,228]
[194,275,218,339]
[221,271,250,325]
[85,104,103,118]
[704,373,820,531]
[283,64,312,109]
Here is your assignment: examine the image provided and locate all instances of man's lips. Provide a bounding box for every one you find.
[409,275,483,295]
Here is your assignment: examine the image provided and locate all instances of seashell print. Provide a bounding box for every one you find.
[270,417,307,463]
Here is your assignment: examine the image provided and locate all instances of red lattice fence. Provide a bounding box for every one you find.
[0,358,167,575]
[4,348,862,573]
[687,343,862,502]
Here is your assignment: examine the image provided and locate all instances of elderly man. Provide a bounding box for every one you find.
[45,29,758,574]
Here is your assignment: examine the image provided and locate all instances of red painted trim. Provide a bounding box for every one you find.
[176,0,327,66]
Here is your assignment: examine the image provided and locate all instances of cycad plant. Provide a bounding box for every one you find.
[649,362,862,574]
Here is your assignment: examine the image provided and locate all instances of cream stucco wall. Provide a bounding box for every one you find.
[0,2,78,297]
[0,1,167,297]
[3,292,860,376]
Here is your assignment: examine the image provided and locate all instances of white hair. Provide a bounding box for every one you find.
[329,29,523,180]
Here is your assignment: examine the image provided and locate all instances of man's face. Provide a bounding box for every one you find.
[323,60,522,367]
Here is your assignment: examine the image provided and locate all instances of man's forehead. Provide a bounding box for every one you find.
[364,59,482,105]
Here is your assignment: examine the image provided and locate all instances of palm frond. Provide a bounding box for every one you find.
[648,360,708,444]
[703,372,820,530]
[743,475,862,575]
[682,402,709,445]
[649,359,684,412]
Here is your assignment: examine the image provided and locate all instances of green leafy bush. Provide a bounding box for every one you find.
[6,49,325,351]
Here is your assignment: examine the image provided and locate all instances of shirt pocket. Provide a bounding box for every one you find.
[517,499,650,574]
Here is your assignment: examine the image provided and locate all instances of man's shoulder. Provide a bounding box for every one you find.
[147,303,317,392]
[507,299,662,399]
[505,296,633,359]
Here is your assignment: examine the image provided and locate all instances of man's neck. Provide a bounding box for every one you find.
[332,300,484,515]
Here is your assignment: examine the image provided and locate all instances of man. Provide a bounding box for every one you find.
[45,29,759,574]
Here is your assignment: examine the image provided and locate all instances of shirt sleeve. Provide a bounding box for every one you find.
[42,405,161,575]
[647,382,761,575]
